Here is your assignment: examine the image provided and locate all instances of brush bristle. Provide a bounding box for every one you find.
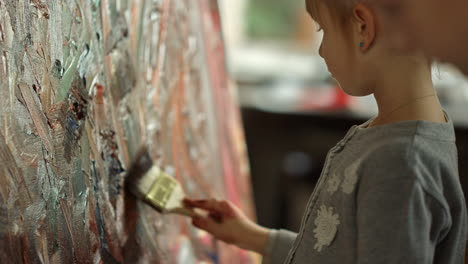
[125,146,184,214]
[125,146,154,198]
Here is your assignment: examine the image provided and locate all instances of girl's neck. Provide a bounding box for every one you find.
[370,62,446,127]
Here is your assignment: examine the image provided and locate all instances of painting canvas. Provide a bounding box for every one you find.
[0,0,256,263]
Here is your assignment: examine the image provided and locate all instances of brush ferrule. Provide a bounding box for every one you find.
[145,169,179,211]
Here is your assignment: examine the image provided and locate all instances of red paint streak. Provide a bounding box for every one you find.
[94,84,106,132]
[221,143,240,206]
[197,0,254,217]
[170,71,184,188]
[101,0,111,44]
[20,235,32,263]
[95,84,105,104]
[161,0,171,33]
[89,217,98,235]
[170,71,213,196]
[129,2,138,53]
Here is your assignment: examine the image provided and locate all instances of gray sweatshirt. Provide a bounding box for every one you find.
[263,117,467,264]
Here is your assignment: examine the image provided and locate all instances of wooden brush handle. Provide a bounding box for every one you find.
[170,207,197,217]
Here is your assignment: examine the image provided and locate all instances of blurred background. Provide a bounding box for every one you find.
[218,0,468,231]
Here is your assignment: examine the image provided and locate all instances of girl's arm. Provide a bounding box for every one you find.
[184,198,298,263]
[262,229,297,264]
[356,166,454,264]
[184,198,271,254]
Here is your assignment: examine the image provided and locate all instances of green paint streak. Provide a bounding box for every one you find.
[108,1,118,25]
[62,6,73,61]
[80,131,91,173]
[57,0,90,102]
[92,0,101,13]
[57,55,78,101]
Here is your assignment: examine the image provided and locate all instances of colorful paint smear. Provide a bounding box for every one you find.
[0,0,257,263]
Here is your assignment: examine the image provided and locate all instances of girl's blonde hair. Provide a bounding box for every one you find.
[306,0,360,28]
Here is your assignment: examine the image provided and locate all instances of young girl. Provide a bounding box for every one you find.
[184,0,468,263]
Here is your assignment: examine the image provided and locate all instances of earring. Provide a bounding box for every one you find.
[359,42,364,48]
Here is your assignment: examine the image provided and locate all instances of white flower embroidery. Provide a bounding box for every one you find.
[341,163,359,194]
[327,173,341,194]
[313,205,340,252]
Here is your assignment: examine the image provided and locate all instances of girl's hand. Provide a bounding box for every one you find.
[183,198,271,255]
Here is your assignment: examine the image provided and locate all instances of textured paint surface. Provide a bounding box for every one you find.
[0,0,255,263]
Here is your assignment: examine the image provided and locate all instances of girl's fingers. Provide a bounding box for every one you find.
[184,199,237,222]
[183,198,195,208]
[183,198,223,213]
[192,215,220,233]
[218,200,236,218]
[183,198,208,207]
[209,211,224,223]
[192,215,207,229]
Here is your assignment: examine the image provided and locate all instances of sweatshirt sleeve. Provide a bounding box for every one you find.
[262,229,298,264]
[356,176,450,264]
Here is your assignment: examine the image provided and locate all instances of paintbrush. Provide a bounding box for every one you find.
[125,146,196,217]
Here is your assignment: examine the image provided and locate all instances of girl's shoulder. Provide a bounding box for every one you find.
[350,119,460,209]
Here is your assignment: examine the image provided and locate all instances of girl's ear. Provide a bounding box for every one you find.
[352,3,377,52]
